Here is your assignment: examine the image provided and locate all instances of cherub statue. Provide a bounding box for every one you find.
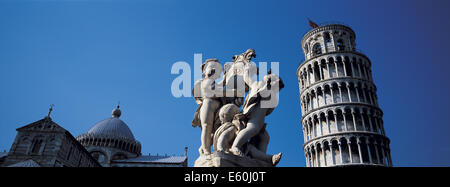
[222,49,257,101]
[229,64,285,157]
[213,104,244,153]
[213,103,282,166]
[192,58,236,155]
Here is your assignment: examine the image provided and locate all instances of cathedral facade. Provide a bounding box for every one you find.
[0,106,187,167]
[1,116,101,167]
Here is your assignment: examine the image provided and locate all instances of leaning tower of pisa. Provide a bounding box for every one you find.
[297,23,392,167]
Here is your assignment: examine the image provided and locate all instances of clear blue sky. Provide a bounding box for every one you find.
[1,0,449,167]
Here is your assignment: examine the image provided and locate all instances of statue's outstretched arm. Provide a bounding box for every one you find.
[243,64,257,86]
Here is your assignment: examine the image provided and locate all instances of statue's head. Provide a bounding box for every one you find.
[201,58,223,79]
[219,104,240,123]
[244,49,256,61]
[232,49,256,63]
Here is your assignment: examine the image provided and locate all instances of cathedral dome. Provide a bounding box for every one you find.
[86,106,134,140]
[76,105,141,156]
[87,117,135,140]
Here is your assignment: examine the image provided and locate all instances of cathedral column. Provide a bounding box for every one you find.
[327,62,331,78]
[302,74,305,87]
[338,84,343,103]
[347,84,352,102]
[305,152,310,167]
[307,69,311,86]
[326,114,331,134]
[338,141,344,165]
[305,123,309,140]
[357,139,363,164]
[368,90,374,105]
[307,69,311,85]
[374,142,381,164]
[306,149,311,167]
[360,110,367,131]
[302,98,305,112]
[315,90,319,108]
[302,125,308,142]
[306,73,309,87]
[335,60,339,77]
[330,143,335,166]
[307,120,311,138]
[319,117,323,136]
[380,143,386,165]
[322,86,327,105]
[319,63,324,80]
[304,74,308,87]
[313,67,318,82]
[355,86,361,102]
[387,148,392,166]
[330,86,335,104]
[366,139,373,164]
[312,120,316,138]
[350,60,355,77]
[300,73,303,88]
[321,144,327,167]
[315,146,320,167]
[367,112,374,132]
[351,109,357,131]
[343,111,348,131]
[334,113,339,132]
[347,141,353,163]
[309,123,313,140]
[308,122,312,140]
[363,65,368,80]
[343,59,348,77]
[306,97,310,111]
[373,115,380,134]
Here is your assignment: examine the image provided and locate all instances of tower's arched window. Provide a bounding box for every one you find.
[337,39,345,51]
[313,43,322,56]
[324,32,331,43]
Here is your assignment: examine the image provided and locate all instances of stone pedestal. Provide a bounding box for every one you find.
[194,151,273,167]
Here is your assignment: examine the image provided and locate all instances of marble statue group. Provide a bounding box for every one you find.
[192,49,284,167]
